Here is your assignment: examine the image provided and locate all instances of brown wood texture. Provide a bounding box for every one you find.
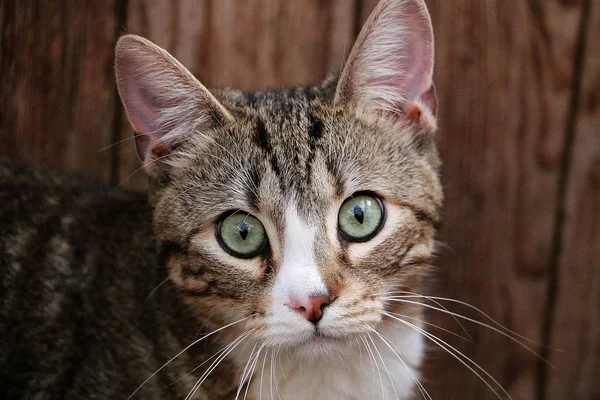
[1,1,598,399]
[357,1,597,399]
[546,1,599,398]
[0,0,120,180]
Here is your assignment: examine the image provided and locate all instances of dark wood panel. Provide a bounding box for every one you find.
[547,1,600,398]
[115,0,358,190]
[0,0,119,180]
[430,0,586,398]
[356,0,588,398]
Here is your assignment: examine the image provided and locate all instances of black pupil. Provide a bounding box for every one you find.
[353,204,365,224]
[238,221,249,240]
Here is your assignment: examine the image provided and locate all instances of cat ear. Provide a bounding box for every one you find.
[334,0,436,128]
[115,34,233,171]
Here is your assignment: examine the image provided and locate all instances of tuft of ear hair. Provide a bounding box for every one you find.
[334,0,436,129]
[115,34,233,171]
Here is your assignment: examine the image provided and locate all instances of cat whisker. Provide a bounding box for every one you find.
[167,330,250,389]
[279,348,292,389]
[385,311,473,342]
[98,136,136,152]
[360,335,385,399]
[379,296,553,366]
[185,329,255,400]
[108,152,176,194]
[97,129,161,152]
[384,312,511,400]
[358,336,376,381]
[152,186,197,223]
[235,342,258,399]
[239,349,261,397]
[243,345,265,400]
[355,336,364,368]
[386,291,558,350]
[370,328,431,400]
[335,347,352,373]
[274,349,286,400]
[141,277,170,309]
[270,349,276,400]
[377,290,472,342]
[367,333,400,400]
[259,349,269,400]
[127,314,256,399]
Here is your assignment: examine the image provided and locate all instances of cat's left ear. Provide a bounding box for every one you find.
[115,34,233,172]
[334,0,436,129]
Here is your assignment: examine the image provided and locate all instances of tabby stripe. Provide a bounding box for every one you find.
[308,113,324,141]
[253,118,281,177]
[325,155,346,198]
[387,199,439,228]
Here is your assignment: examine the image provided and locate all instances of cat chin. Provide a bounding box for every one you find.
[294,339,354,361]
[265,332,360,362]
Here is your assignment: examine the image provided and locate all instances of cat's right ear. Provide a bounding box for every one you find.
[334,0,436,130]
[115,34,233,171]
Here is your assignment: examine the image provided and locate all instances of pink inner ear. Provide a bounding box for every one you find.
[346,0,436,118]
[116,35,230,169]
[121,82,165,161]
[125,85,161,135]
[420,85,437,117]
[116,40,185,163]
[402,14,434,103]
[116,50,159,161]
[133,131,151,161]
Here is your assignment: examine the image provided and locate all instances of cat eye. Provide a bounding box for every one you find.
[338,193,385,242]
[216,212,267,259]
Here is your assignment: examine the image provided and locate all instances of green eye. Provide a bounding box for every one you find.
[216,212,267,258]
[338,193,385,242]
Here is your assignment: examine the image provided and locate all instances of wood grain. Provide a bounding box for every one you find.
[429,0,587,398]
[0,0,119,180]
[1,1,598,398]
[115,0,358,190]
[546,1,600,398]
[431,0,589,398]
[357,0,590,398]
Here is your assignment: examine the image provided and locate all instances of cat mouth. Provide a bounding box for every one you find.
[284,330,354,359]
[311,330,328,341]
[305,329,349,345]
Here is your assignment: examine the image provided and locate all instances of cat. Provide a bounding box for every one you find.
[0,0,443,398]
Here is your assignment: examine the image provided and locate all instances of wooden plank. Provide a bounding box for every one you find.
[0,0,119,181]
[428,0,587,398]
[116,0,358,190]
[357,0,589,398]
[546,1,600,398]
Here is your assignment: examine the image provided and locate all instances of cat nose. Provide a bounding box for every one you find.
[290,295,331,325]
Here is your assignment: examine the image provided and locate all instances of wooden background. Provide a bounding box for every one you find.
[1,0,598,399]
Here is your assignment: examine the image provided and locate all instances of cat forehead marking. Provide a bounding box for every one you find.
[273,202,327,300]
[223,86,337,200]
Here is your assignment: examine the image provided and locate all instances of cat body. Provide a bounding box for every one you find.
[0,0,442,398]
[0,160,237,399]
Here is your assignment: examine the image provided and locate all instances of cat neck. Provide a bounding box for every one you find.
[229,321,425,400]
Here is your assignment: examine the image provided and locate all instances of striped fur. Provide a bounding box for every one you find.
[0,1,442,398]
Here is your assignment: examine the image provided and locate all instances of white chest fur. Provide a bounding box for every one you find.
[242,323,424,400]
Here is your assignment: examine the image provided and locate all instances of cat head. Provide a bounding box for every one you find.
[115,0,442,359]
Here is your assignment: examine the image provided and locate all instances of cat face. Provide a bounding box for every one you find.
[115,0,441,359]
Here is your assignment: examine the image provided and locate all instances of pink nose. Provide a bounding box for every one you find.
[290,295,331,324]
